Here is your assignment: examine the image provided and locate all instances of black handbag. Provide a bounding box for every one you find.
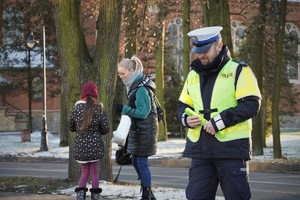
[115,146,132,165]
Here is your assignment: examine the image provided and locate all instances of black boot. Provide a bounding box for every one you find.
[141,187,156,200]
[75,187,88,200]
[90,188,102,200]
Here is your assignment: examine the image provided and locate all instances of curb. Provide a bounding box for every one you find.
[149,157,190,168]
[249,159,300,174]
[1,156,300,174]
[150,157,300,174]
[0,155,68,163]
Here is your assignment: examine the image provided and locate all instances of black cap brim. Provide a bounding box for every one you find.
[191,42,213,54]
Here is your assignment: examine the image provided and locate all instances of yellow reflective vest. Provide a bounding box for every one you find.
[179,59,261,143]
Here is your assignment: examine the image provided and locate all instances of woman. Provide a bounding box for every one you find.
[116,55,158,200]
[69,81,109,200]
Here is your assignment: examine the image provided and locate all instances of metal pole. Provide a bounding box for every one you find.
[27,48,33,133]
[40,26,48,151]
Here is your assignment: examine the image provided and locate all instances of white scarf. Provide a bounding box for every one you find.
[123,70,141,93]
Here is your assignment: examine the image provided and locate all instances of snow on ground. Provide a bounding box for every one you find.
[0,131,187,160]
[251,132,300,160]
[59,181,189,200]
[0,131,299,200]
[0,131,299,161]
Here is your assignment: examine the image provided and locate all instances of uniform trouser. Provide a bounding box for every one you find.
[186,158,251,200]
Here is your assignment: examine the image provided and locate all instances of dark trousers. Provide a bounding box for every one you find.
[186,158,251,200]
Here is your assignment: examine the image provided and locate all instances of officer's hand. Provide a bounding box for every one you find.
[187,116,201,128]
[203,120,216,135]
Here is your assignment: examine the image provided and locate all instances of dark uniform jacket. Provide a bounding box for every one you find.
[69,101,109,162]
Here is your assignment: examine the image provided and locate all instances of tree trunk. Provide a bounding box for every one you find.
[182,0,190,80]
[112,0,139,132]
[272,0,287,158]
[152,2,168,141]
[123,0,138,57]
[251,0,268,156]
[155,19,167,141]
[202,0,233,52]
[0,0,3,44]
[92,0,123,181]
[54,0,90,181]
[200,0,209,26]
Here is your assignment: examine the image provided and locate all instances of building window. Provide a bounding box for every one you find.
[167,18,183,77]
[285,23,299,81]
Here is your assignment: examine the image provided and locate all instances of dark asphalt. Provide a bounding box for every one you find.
[0,155,300,200]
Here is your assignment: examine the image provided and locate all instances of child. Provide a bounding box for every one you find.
[69,81,109,200]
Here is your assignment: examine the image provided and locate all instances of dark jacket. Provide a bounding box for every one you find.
[178,45,261,160]
[69,100,109,162]
[123,75,158,156]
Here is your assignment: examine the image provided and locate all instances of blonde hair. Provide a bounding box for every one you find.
[117,55,144,73]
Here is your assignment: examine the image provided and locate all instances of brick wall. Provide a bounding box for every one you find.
[1,0,299,132]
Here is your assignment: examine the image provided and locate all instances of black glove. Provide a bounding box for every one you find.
[115,103,124,113]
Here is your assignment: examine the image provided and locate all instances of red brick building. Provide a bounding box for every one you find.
[1,0,300,132]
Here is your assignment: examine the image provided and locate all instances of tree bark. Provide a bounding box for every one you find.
[251,0,268,156]
[0,0,3,46]
[54,0,90,181]
[272,0,287,158]
[155,18,167,141]
[182,0,190,80]
[152,2,168,141]
[113,0,139,132]
[200,0,209,26]
[201,0,233,52]
[123,0,138,57]
[92,0,123,181]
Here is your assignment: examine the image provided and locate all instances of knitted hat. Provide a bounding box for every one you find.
[81,81,98,99]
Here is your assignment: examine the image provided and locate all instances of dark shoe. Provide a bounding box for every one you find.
[141,187,156,200]
[75,187,88,200]
[90,188,102,200]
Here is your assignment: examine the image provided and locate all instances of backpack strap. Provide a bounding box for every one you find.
[233,60,247,90]
[136,76,166,126]
[139,84,166,126]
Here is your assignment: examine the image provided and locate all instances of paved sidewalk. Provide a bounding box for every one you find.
[1,155,300,174]
[1,132,300,199]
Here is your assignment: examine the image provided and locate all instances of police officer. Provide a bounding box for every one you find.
[177,26,261,200]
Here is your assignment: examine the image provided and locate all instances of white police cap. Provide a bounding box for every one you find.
[188,26,223,54]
